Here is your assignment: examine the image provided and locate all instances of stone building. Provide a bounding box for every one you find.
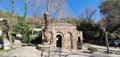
[42,23,83,50]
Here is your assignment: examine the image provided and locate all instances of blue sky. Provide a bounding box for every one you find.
[0,0,103,22]
[67,0,103,22]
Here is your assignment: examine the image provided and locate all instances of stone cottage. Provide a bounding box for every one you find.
[42,23,83,50]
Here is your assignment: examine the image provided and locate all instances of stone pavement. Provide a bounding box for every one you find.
[0,43,120,57]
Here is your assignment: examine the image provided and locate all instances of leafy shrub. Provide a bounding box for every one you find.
[77,42,82,49]
[11,34,16,42]
[20,24,31,44]
[88,47,97,53]
[38,31,42,38]
[0,36,3,44]
[21,36,27,44]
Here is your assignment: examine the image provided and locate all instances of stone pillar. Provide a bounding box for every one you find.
[79,31,83,44]
[72,34,77,50]
[3,35,11,50]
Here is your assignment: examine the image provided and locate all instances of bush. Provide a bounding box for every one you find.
[77,42,82,49]
[38,31,42,38]
[22,34,29,44]
[11,34,16,42]
[88,47,97,53]
[0,36,3,44]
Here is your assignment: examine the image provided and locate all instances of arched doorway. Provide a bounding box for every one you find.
[78,37,80,42]
[56,34,62,47]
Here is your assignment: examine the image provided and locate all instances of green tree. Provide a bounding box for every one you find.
[75,19,100,41]
[12,15,32,44]
[99,0,120,54]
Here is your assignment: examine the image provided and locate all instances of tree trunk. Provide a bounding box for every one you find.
[43,0,50,43]
[8,30,13,48]
[11,0,14,16]
[105,31,110,54]
[24,1,28,18]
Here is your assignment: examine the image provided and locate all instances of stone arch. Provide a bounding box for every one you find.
[56,32,64,38]
[56,34,62,47]
[56,32,63,48]
[68,32,73,49]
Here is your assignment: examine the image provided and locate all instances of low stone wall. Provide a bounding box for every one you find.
[38,44,55,51]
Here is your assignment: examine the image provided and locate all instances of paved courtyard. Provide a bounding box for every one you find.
[0,43,120,57]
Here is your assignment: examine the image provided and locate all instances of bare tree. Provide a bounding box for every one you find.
[23,0,28,18]
[98,17,110,53]
[11,0,14,16]
[49,0,74,23]
[79,6,96,20]
[43,0,50,43]
[85,6,96,19]
[28,0,46,17]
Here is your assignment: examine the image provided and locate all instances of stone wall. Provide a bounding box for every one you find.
[42,23,83,50]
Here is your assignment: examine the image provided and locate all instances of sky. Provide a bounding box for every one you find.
[67,0,103,22]
[0,0,103,22]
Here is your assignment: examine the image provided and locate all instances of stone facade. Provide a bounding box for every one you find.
[42,23,83,50]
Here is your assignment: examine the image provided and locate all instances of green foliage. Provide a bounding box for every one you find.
[0,49,6,52]
[88,47,97,53]
[38,31,42,38]
[21,24,31,44]
[113,29,120,39]
[0,36,3,44]
[75,19,100,41]
[100,0,120,30]
[86,31,100,39]
[0,10,18,19]
[0,10,11,18]
[29,36,36,42]
[12,16,32,44]
[77,42,82,49]
[108,33,116,40]
[11,34,16,42]
[108,23,120,40]
[12,25,19,33]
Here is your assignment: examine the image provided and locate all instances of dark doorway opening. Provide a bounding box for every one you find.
[78,37,80,42]
[56,34,62,47]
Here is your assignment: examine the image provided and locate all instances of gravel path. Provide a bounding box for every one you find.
[0,46,41,57]
[0,43,120,57]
